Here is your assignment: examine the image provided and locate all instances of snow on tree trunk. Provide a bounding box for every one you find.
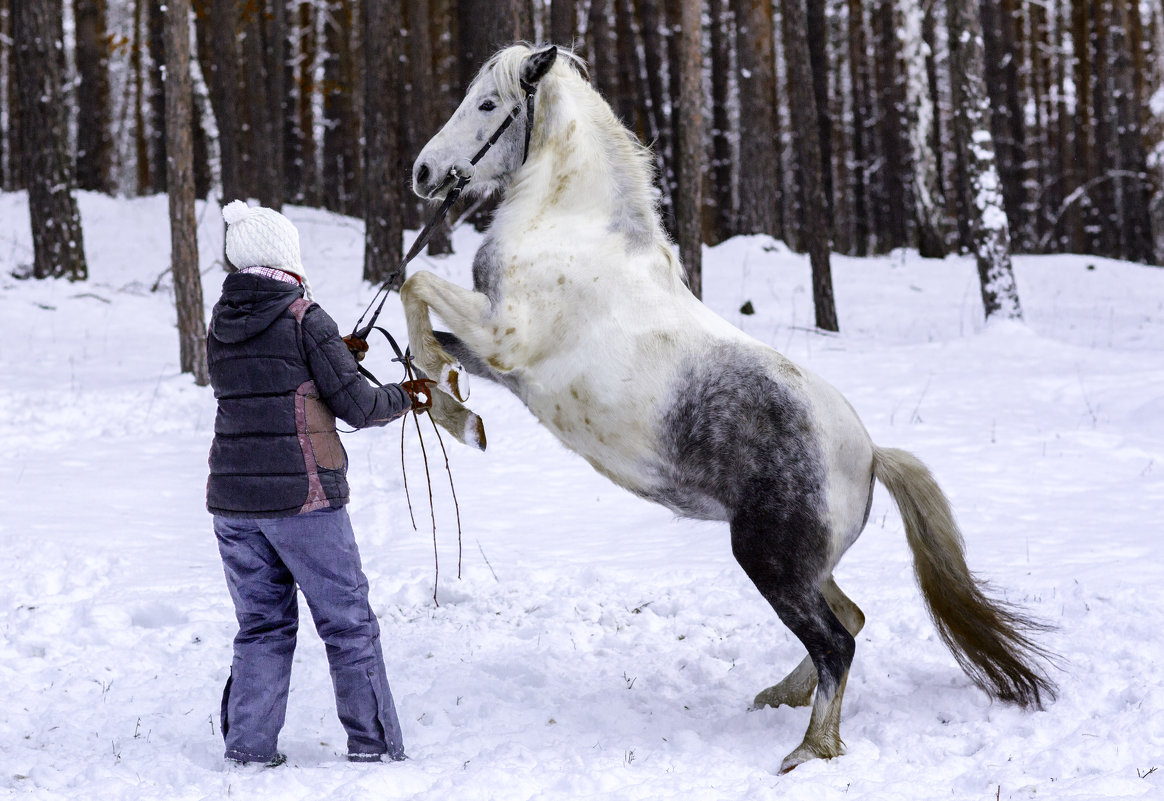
[13,0,88,281]
[948,0,1022,321]
[900,0,946,258]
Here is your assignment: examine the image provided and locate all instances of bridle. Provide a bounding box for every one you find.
[350,49,556,346]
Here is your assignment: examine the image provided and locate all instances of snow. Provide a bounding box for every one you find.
[2,193,1163,800]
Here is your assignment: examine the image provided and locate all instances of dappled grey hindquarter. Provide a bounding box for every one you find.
[401,43,1058,773]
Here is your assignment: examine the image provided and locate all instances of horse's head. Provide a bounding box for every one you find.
[412,44,560,201]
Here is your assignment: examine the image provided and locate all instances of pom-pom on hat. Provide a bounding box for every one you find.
[222,200,313,299]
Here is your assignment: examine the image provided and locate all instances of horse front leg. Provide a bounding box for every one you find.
[401,271,493,451]
[401,270,492,401]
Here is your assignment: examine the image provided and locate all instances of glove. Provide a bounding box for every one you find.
[343,335,369,362]
[400,379,436,413]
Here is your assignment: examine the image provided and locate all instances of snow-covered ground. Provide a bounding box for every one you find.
[1,192,1161,800]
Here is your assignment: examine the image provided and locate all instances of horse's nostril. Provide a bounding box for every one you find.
[416,163,431,188]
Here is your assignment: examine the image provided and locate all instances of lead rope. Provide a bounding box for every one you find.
[350,72,544,345]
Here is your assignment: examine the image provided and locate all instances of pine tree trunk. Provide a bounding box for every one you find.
[901,0,946,257]
[266,0,287,210]
[363,0,403,285]
[0,0,9,189]
[674,0,702,298]
[948,0,1022,320]
[782,0,837,330]
[731,0,780,239]
[148,0,167,194]
[550,0,576,46]
[323,0,357,214]
[165,0,209,385]
[872,2,907,250]
[805,0,833,218]
[423,0,456,257]
[133,0,151,193]
[12,0,88,280]
[636,0,675,231]
[74,0,113,193]
[614,0,644,138]
[706,0,733,244]
[293,0,319,206]
[845,0,870,256]
[209,0,243,205]
[1116,0,1155,263]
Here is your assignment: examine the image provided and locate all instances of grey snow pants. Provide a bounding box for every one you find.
[213,506,404,763]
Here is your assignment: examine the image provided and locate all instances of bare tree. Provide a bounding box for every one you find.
[674,0,702,297]
[12,0,88,281]
[363,0,403,285]
[75,0,113,193]
[948,0,1022,319]
[165,0,209,385]
[901,0,946,256]
[731,0,781,238]
[782,0,837,330]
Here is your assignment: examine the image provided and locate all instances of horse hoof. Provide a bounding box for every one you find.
[778,740,841,774]
[440,362,467,401]
[753,683,814,711]
[464,412,487,451]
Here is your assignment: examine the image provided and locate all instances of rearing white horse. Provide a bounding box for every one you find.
[402,44,1055,772]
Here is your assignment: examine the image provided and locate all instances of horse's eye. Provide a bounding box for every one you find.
[479,99,497,112]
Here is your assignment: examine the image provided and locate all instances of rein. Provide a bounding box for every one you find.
[349,68,546,348]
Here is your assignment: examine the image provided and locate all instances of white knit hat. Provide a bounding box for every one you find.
[222,200,313,299]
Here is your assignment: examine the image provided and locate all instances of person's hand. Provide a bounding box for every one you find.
[343,335,369,362]
[400,379,436,413]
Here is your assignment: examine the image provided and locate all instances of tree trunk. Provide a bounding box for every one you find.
[550,0,576,46]
[363,0,403,285]
[266,0,287,210]
[0,0,10,188]
[782,0,837,330]
[12,0,88,280]
[872,1,907,251]
[845,0,870,255]
[74,0,113,193]
[165,0,209,385]
[209,0,242,204]
[613,0,645,138]
[1115,0,1155,263]
[674,0,702,298]
[133,0,151,193]
[901,0,946,257]
[805,0,832,217]
[149,0,168,193]
[323,0,358,214]
[706,0,733,244]
[731,0,780,238]
[292,0,319,205]
[948,0,1022,320]
[636,0,675,231]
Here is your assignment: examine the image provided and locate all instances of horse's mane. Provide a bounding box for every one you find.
[480,45,676,264]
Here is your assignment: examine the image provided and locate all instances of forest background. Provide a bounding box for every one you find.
[2,0,1162,342]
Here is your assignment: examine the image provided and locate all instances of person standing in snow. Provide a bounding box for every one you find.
[205,200,430,766]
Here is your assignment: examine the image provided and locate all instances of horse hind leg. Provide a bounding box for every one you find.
[732,522,856,773]
[752,576,865,711]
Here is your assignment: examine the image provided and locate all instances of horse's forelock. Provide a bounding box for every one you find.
[476,44,586,107]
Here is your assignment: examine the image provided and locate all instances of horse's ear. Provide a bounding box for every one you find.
[521,46,558,90]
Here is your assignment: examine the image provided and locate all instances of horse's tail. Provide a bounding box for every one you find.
[872,446,1057,709]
